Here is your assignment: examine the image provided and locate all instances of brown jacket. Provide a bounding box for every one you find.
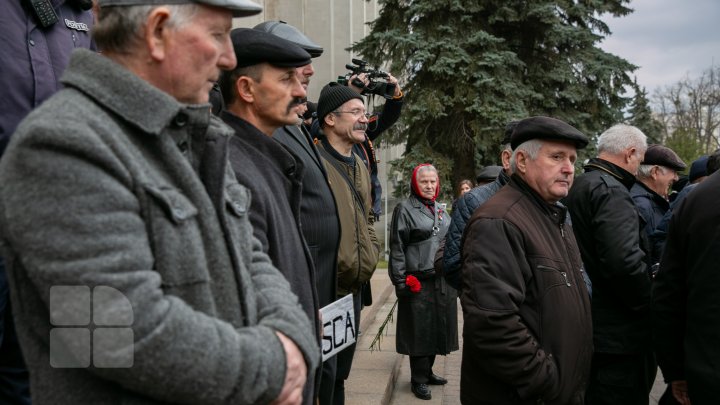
[460,175,592,405]
[318,139,379,297]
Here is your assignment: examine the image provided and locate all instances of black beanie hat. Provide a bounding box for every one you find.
[316,83,363,126]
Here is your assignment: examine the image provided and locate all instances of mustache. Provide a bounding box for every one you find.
[353,123,368,131]
[286,97,306,113]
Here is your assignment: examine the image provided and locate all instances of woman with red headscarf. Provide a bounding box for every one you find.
[388,163,459,400]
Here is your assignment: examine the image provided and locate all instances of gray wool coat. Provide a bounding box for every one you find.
[0,49,319,405]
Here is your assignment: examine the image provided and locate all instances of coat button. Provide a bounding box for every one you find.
[173,113,188,127]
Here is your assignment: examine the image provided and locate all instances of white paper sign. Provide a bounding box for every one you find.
[320,294,356,361]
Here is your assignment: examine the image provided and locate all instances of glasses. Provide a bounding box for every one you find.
[333,109,371,119]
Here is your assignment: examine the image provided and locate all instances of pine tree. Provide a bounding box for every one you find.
[627,78,664,143]
[353,0,637,191]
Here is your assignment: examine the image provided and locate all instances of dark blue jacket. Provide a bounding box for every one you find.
[0,0,95,155]
[443,170,510,289]
[0,2,94,403]
[651,182,697,259]
[630,181,669,266]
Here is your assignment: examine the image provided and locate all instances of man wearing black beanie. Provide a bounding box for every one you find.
[316,82,380,405]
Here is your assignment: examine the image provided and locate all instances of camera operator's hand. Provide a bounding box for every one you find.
[386,73,403,98]
[348,73,369,94]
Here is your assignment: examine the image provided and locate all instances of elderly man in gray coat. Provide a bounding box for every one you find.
[0,1,319,404]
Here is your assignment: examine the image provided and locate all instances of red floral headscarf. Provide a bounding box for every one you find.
[410,163,439,202]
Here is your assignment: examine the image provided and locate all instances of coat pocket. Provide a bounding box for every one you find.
[225,183,250,218]
[142,184,208,286]
[405,238,440,275]
[537,264,571,293]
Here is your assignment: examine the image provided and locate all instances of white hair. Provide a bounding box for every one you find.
[597,124,648,156]
[94,4,199,53]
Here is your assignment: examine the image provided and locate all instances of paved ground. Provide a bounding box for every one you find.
[344,270,666,405]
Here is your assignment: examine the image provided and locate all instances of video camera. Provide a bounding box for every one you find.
[337,59,397,99]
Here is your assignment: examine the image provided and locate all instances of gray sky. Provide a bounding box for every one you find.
[600,0,720,94]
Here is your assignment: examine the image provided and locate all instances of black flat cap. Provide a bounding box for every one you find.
[231,28,312,68]
[511,116,588,150]
[254,20,324,58]
[476,166,502,183]
[643,144,687,171]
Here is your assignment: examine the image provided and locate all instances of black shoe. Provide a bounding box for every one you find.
[411,383,432,400]
[428,373,448,385]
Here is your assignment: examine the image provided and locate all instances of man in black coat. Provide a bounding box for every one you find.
[653,169,720,405]
[217,28,320,405]
[564,124,654,405]
[256,21,342,405]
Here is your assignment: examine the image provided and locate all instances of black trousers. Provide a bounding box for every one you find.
[410,355,436,384]
[331,293,362,405]
[585,352,657,405]
[318,355,337,405]
[0,258,31,405]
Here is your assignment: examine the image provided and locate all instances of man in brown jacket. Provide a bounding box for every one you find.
[460,116,593,404]
[315,83,380,405]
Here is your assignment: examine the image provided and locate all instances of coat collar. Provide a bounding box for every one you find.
[509,174,567,226]
[584,157,636,190]
[221,111,302,181]
[631,181,669,209]
[409,194,441,221]
[61,49,199,137]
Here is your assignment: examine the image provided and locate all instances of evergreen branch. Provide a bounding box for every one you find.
[369,299,398,353]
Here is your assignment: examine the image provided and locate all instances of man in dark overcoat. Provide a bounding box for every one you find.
[255,21,343,405]
[564,124,654,405]
[217,27,321,405]
[653,169,720,404]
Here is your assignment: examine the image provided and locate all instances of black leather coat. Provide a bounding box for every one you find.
[389,195,458,356]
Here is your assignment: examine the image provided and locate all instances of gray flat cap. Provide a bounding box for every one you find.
[254,20,324,58]
[643,144,687,171]
[98,0,262,17]
[511,116,588,150]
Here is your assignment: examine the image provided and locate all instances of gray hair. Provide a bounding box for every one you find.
[597,124,648,156]
[416,164,438,177]
[636,164,655,179]
[637,164,672,180]
[93,4,199,54]
[510,139,543,172]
